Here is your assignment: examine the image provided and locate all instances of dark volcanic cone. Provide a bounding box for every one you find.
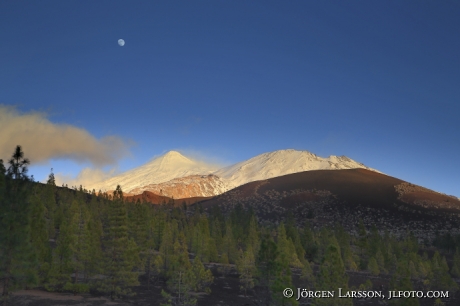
[198,169,460,238]
[125,190,212,205]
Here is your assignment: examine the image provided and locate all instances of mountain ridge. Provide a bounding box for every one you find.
[215,149,381,190]
[88,150,220,193]
[88,149,382,198]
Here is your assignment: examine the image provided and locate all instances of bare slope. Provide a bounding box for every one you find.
[124,191,210,205]
[199,169,460,236]
[203,168,459,212]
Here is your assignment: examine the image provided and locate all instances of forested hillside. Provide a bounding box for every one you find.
[1,146,460,306]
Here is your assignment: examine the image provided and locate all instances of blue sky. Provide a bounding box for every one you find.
[1,1,459,196]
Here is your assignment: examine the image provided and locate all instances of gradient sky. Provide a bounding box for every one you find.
[1,1,459,196]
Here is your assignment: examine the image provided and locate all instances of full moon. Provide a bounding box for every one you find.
[118,39,125,46]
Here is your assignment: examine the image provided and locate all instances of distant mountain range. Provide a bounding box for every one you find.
[89,149,380,198]
[89,149,460,237]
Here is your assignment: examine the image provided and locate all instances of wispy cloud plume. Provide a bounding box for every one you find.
[0,105,132,166]
[171,148,230,168]
[55,167,118,189]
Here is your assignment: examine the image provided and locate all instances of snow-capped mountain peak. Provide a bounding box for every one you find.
[89,151,220,193]
[214,149,380,189]
[160,150,191,162]
[87,149,380,197]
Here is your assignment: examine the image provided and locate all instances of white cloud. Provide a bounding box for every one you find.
[0,105,133,166]
[55,167,118,190]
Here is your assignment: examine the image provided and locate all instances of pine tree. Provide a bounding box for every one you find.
[0,147,37,304]
[162,232,197,306]
[246,215,260,255]
[356,219,369,270]
[128,200,149,271]
[217,252,231,276]
[167,232,190,278]
[301,223,319,262]
[158,221,177,274]
[0,159,5,195]
[385,242,398,274]
[222,220,238,264]
[65,199,93,294]
[161,271,196,306]
[404,231,419,254]
[277,223,303,268]
[286,215,305,263]
[271,252,296,306]
[368,225,381,256]
[335,225,358,271]
[451,248,460,278]
[153,208,167,250]
[190,257,213,294]
[144,206,160,290]
[368,257,380,276]
[314,243,352,306]
[98,185,139,299]
[300,259,315,288]
[429,252,458,292]
[389,258,419,306]
[46,192,93,291]
[190,215,212,263]
[257,233,279,304]
[83,217,103,283]
[210,217,224,255]
[47,168,56,185]
[46,218,74,291]
[43,170,57,239]
[258,233,297,306]
[236,247,257,296]
[375,248,386,273]
[29,186,52,285]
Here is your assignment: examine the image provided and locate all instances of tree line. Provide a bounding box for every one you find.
[1,146,458,306]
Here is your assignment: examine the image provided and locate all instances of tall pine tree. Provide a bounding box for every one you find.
[29,185,52,285]
[314,243,352,306]
[98,185,139,299]
[0,147,37,305]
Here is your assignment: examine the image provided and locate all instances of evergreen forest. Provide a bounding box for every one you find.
[1,146,460,306]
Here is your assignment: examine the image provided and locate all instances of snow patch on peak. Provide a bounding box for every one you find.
[88,148,381,198]
[215,149,380,190]
[89,151,219,193]
[162,150,187,158]
[157,151,195,169]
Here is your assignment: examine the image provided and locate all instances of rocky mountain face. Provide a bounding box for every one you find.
[88,149,381,198]
[128,174,228,198]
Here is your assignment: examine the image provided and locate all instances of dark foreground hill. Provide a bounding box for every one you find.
[124,190,211,205]
[198,169,460,239]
